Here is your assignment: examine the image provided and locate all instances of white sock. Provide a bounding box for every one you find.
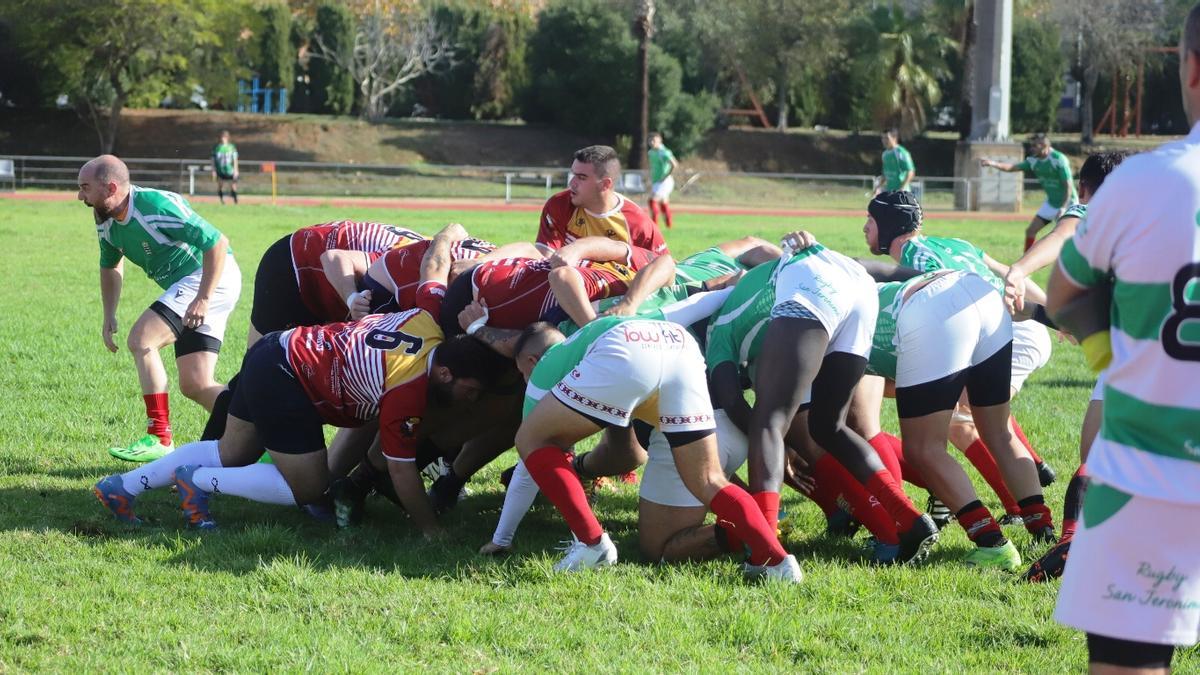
[490,460,540,548]
[191,463,296,506]
[121,440,220,494]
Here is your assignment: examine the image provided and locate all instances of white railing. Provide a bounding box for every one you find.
[0,154,1047,212]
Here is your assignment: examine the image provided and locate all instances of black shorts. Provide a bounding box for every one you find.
[895,342,1012,418]
[215,171,236,181]
[228,333,326,455]
[250,235,320,333]
[148,302,223,358]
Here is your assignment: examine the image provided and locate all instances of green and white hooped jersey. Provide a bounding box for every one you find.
[900,235,1001,294]
[881,145,915,191]
[1057,123,1200,503]
[96,185,226,290]
[524,315,630,417]
[1016,149,1077,207]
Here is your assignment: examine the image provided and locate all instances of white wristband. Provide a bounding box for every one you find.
[466,313,488,336]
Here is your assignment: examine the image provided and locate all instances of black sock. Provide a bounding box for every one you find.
[231,189,238,204]
[218,186,224,203]
[572,451,595,479]
[1063,472,1090,523]
[199,373,238,441]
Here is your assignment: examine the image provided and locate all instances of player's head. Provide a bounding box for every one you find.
[1028,133,1050,157]
[881,128,899,148]
[649,132,663,149]
[1180,2,1200,125]
[220,130,230,142]
[512,321,565,382]
[1078,150,1130,203]
[864,190,922,256]
[570,145,621,208]
[77,155,130,218]
[430,334,508,404]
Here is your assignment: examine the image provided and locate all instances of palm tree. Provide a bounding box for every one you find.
[850,4,956,138]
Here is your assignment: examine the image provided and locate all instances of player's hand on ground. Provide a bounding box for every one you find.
[347,289,372,320]
[102,315,119,353]
[1003,267,1028,313]
[479,541,512,556]
[183,297,208,329]
[459,300,488,332]
[781,230,817,251]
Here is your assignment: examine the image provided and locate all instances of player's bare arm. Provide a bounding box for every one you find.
[387,459,444,539]
[980,158,1018,172]
[547,266,599,326]
[99,259,124,353]
[185,234,229,330]
[709,362,753,433]
[549,237,631,268]
[321,249,372,314]
[1005,214,1082,311]
[600,254,676,317]
[420,223,469,287]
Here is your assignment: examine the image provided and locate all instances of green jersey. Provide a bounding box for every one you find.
[96,185,225,289]
[881,145,915,191]
[524,315,630,417]
[556,283,701,338]
[212,142,238,177]
[899,235,1001,294]
[705,259,779,383]
[649,145,676,184]
[1015,149,1076,208]
[1059,202,1087,223]
[673,247,745,284]
[866,272,945,379]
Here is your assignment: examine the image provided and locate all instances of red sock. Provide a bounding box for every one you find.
[1018,494,1055,535]
[957,501,1006,547]
[1009,416,1044,464]
[524,446,603,545]
[751,491,779,533]
[712,485,788,566]
[868,433,903,483]
[1024,235,1035,251]
[661,202,673,228]
[886,434,928,489]
[648,199,660,225]
[144,393,172,445]
[811,454,899,544]
[865,469,921,532]
[962,439,1020,516]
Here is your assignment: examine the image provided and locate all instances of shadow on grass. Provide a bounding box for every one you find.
[1027,377,1095,390]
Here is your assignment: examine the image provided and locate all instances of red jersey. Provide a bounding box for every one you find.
[283,286,443,462]
[471,247,657,329]
[381,237,495,308]
[290,221,425,322]
[536,190,668,256]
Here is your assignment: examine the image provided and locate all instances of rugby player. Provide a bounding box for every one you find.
[93,226,503,536]
[536,145,668,257]
[348,230,497,319]
[1010,151,1129,582]
[981,133,1078,251]
[506,317,801,580]
[747,239,939,564]
[1049,8,1200,667]
[79,155,241,463]
[211,130,238,205]
[867,191,1059,536]
[647,132,679,229]
[875,128,915,195]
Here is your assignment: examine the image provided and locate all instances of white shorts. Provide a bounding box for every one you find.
[552,320,716,432]
[1091,369,1108,402]
[1036,200,1066,222]
[1010,319,1051,392]
[1055,481,1200,646]
[154,255,242,342]
[894,271,1012,388]
[651,175,675,201]
[772,249,878,359]
[640,409,748,508]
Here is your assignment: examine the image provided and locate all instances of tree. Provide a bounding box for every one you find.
[845,4,955,138]
[630,0,654,170]
[259,0,294,97]
[6,0,218,152]
[1010,14,1065,133]
[1052,0,1165,143]
[311,0,455,121]
[310,0,356,114]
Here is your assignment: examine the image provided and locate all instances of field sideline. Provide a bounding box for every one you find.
[0,198,1189,672]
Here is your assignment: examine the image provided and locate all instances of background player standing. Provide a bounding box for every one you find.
[981,133,1076,251]
[212,130,239,205]
[875,128,915,195]
[647,132,679,229]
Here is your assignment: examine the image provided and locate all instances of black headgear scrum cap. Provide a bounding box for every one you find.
[867,190,922,255]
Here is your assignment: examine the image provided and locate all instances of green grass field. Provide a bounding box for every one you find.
[0,197,1188,672]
